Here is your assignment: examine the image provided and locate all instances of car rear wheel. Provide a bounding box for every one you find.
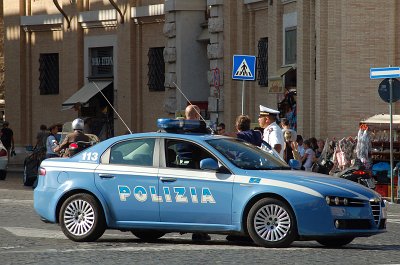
[247,198,297,248]
[59,193,106,242]
[316,237,354,247]
[131,230,166,241]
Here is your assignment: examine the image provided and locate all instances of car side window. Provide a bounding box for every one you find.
[109,138,155,167]
[165,140,214,170]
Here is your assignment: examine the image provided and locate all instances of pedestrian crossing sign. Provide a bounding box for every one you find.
[232,55,256,81]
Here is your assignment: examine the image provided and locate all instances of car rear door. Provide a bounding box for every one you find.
[94,138,160,224]
[158,138,234,225]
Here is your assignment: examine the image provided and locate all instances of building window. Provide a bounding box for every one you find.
[147,47,165,91]
[257,38,268,87]
[39,53,59,95]
[285,27,297,65]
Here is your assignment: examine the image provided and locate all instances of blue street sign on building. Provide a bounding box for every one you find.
[370,67,400,79]
[232,55,256,81]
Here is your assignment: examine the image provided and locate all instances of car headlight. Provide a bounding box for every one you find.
[325,196,364,207]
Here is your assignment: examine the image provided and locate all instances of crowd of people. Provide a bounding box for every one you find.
[31,118,91,159]
[215,105,325,171]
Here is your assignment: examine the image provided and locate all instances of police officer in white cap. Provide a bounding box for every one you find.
[258,105,285,158]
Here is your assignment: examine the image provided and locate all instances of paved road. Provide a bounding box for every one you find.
[1,170,400,265]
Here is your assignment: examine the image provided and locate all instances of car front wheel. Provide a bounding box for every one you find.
[59,193,106,242]
[247,198,297,248]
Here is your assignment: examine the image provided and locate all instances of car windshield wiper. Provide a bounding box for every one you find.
[241,166,291,170]
[259,166,291,170]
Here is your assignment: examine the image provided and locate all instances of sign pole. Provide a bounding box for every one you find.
[232,55,256,116]
[213,68,220,128]
[389,78,395,202]
[241,80,245,115]
[370,66,400,203]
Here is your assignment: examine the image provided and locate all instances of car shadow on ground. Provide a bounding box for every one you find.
[94,237,400,250]
[96,237,257,247]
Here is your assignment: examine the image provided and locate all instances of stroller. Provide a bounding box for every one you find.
[312,139,335,174]
[23,146,46,186]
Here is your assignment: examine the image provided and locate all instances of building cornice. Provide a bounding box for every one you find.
[131,4,165,24]
[21,14,63,32]
[78,9,117,29]
[165,0,206,12]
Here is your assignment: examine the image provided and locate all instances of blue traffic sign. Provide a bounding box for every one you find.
[370,67,400,79]
[232,55,256,81]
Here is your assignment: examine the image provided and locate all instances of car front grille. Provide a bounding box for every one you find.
[370,200,381,225]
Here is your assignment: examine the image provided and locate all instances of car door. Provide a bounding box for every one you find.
[94,138,160,224]
[158,138,234,225]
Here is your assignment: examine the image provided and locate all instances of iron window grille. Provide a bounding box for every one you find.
[257,38,268,87]
[39,53,59,95]
[147,47,165,91]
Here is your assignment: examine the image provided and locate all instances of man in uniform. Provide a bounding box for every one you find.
[258,105,284,158]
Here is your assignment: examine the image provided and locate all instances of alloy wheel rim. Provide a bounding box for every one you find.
[254,204,291,242]
[64,199,95,236]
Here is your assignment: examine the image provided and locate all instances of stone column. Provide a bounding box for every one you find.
[207,0,224,124]
[163,0,208,115]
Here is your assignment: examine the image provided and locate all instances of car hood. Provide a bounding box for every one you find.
[239,169,380,200]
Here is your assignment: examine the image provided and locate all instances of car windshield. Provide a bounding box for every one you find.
[206,138,289,170]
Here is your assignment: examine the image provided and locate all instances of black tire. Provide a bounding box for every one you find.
[316,237,354,247]
[0,170,6,180]
[23,164,35,186]
[131,230,166,241]
[247,198,297,248]
[59,193,106,242]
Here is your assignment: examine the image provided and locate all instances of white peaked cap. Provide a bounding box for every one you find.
[259,105,280,116]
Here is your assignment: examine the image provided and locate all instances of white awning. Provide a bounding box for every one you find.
[362,114,400,124]
[62,81,112,109]
[361,114,400,130]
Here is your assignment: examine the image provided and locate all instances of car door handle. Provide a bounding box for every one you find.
[160,177,177,182]
[99,174,114,179]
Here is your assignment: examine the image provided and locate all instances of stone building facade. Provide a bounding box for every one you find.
[3,0,398,147]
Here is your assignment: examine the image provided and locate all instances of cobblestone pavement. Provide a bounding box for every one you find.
[1,170,400,265]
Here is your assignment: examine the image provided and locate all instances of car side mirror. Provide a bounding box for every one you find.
[200,158,219,171]
[200,158,231,174]
[289,159,302,170]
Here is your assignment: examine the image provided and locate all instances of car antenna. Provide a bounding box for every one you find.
[173,82,215,134]
[92,81,133,134]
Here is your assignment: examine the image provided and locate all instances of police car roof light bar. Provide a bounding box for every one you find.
[157,118,208,134]
[92,82,133,134]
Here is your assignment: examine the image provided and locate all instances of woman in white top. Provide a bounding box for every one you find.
[46,124,59,158]
[301,140,315,171]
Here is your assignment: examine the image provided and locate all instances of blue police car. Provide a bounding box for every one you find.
[33,119,387,248]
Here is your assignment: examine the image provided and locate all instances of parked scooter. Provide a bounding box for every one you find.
[312,140,375,189]
[332,164,376,189]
